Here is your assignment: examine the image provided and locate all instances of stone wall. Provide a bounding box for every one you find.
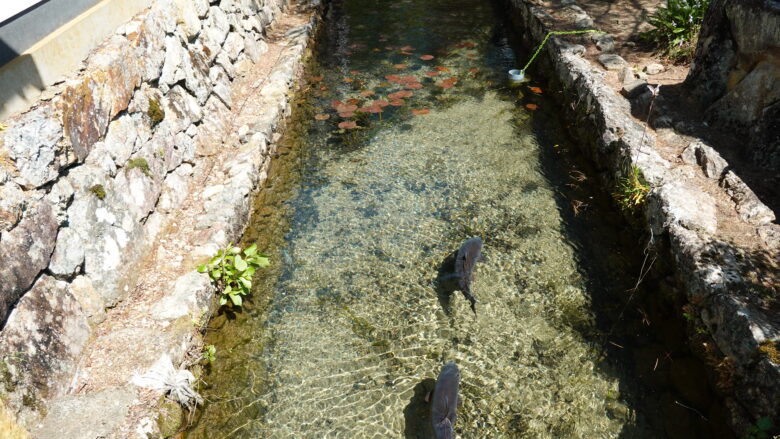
[0,0,289,426]
[501,0,779,433]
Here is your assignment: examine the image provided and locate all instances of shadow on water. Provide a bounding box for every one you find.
[402,378,436,439]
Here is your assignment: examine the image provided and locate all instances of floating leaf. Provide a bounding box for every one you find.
[311,76,324,82]
[338,111,355,118]
[435,66,450,72]
[373,100,390,107]
[525,103,538,110]
[343,77,354,83]
[529,86,543,94]
[411,108,430,115]
[347,98,362,105]
[419,54,434,60]
[405,82,423,89]
[400,51,414,56]
[393,64,407,69]
[339,121,358,129]
[379,81,391,87]
[389,99,405,106]
[467,53,477,58]
[470,67,478,73]
[320,86,329,91]
[425,71,440,77]
[360,90,376,97]
[350,70,360,74]
[314,114,330,120]
[400,45,415,52]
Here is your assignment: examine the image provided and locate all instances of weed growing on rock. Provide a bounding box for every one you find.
[198,243,269,307]
[743,417,774,439]
[645,0,710,61]
[147,99,165,125]
[127,158,151,178]
[613,165,650,212]
[88,184,106,200]
[202,345,216,364]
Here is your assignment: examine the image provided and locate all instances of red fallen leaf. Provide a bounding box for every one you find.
[400,45,415,52]
[314,114,330,120]
[470,67,478,73]
[393,64,407,69]
[335,103,358,113]
[425,71,440,77]
[385,74,401,82]
[331,100,345,108]
[405,82,423,89]
[400,51,414,56]
[399,75,416,83]
[464,42,477,48]
[411,108,430,115]
[373,100,390,107]
[389,99,405,106]
[419,54,434,61]
[379,81,391,87]
[385,46,395,50]
[389,90,413,100]
[350,70,360,75]
[437,82,454,89]
[358,105,383,113]
[529,86,543,94]
[344,78,354,83]
[347,98,362,105]
[311,76,324,82]
[360,90,376,97]
[338,111,355,118]
[467,53,477,58]
[339,121,358,129]
[525,103,538,111]
[435,66,450,72]
[320,86,329,91]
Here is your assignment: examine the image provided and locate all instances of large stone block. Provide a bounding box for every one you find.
[0,275,90,402]
[0,203,59,326]
[0,183,26,232]
[2,104,67,189]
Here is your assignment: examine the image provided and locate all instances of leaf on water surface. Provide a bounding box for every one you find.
[360,90,376,97]
[425,71,440,77]
[393,64,407,69]
[339,120,358,129]
[320,86,328,91]
[347,98,362,105]
[350,70,360,74]
[400,45,415,52]
[411,108,430,115]
[470,67,478,73]
[400,51,414,56]
[526,103,538,110]
[390,99,405,106]
[343,77,354,83]
[435,66,450,72]
[420,54,434,60]
[466,53,477,58]
[529,86,543,94]
[311,76,324,82]
[405,82,423,89]
[314,113,330,120]
[338,111,355,118]
[379,81,391,87]
[373,100,390,107]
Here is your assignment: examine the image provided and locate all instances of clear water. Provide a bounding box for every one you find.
[183,0,723,438]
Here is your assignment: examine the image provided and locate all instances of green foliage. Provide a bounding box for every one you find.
[202,345,216,363]
[147,99,165,125]
[613,165,650,213]
[127,158,151,177]
[88,184,106,200]
[646,0,710,61]
[197,243,269,307]
[743,417,774,439]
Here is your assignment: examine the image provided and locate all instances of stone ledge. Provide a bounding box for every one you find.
[503,0,779,430]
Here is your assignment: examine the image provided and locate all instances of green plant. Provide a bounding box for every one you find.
[646,0,710,61]
[88,184,106,200]
[127,158,151,177]
[147,99,165,125]
[613,165,650,212]
[743,417,774,439]
[198,243,269,307]
[202,345,216,363]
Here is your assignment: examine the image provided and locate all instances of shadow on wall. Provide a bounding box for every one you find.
[0,38,44,121]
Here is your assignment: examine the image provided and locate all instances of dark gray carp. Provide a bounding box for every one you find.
[455,237,482,315]
[431,362,461,439]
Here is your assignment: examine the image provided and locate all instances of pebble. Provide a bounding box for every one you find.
[644,63,665,75]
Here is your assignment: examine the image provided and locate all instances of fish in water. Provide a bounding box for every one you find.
[430,362,461,439]
[455,237,482,315]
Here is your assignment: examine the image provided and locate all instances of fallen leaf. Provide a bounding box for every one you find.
[411,108,430,115]
[350,70,360,75]
[435,66,450,72]
[339,121,358,129]
[373,99,390,107]
[344,77,354,83]
[425,71,440,77]
[314,114,330,120]
[393,64,407,69]
[419,54,434,61]
[525,103,538,110]
[529,86,543,94]
[470,67,478,73]
[347,98,362,105]
[338,111,355,118]
[389,99,405,106]
[360,90,376,97]
[311,76,324,82]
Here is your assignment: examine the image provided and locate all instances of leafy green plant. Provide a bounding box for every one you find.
[613,165,650,212]
[197,243,269,307]
[646,0,710,61]
[147,99,165,125]
[202,345,216,363]
[88,184,106,200]
[743,417,774,439]
[127,158,151,178]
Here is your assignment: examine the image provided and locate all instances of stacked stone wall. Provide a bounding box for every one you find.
[0,0,289,424]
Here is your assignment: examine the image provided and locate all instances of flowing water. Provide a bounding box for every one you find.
[185,0,729,438]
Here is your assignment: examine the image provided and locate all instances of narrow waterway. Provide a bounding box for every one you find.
[185,0,731,438]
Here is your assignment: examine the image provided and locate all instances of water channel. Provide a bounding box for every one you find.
[185,0,733,437]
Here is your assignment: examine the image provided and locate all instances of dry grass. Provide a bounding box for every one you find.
[0,400,30,439]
